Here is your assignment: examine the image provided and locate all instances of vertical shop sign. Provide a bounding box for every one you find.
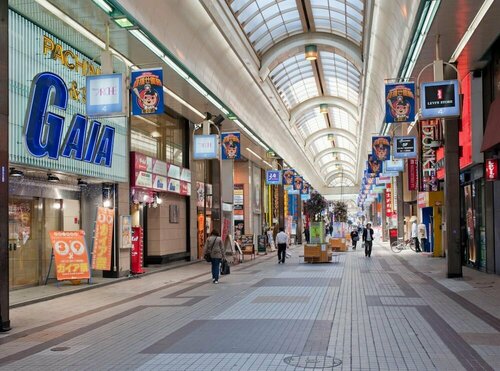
[86,74,125,117]
[408,158,417,191]
[266,170,281,185]
[92,207,115,271]
[385,184,392,217]
[393,136,417,158]
[420,120,439,191]
[385,82,416,124]
[367,155,382,175]
[120,215,132,249]
[485,159,498,181]
[130,68,164,115]
[49,230,90,280]
[221,132,241,160]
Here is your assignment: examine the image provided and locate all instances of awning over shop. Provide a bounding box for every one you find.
[481,97,500,152]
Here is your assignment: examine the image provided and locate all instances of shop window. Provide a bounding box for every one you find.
[131,131,157,158]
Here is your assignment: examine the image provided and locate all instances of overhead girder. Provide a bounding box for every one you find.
[324,171,356,185]
[320,161,356,175]
[314,147,357,164]
[305,128,357,149]
[289,96,359,128]
[259,32,362,81]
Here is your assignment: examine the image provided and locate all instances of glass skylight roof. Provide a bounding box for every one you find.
[229,0,303,55]
[270,56,319,108]
[296,111,328,138]
[310,0,364,45]
[321,51,360,103]
[329,107,358,132]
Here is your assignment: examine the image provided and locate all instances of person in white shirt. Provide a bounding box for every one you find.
[411,219,421,252]
[276,228,289,264]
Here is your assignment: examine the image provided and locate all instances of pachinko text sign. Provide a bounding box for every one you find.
[49,230,90,281]
[385,82,416,123]
[92,207,115,270]
[131,68,164,115]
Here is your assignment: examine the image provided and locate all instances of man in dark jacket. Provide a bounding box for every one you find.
[362,223,374,257]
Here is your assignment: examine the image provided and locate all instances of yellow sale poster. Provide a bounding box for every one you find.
[92,207,115,270]
[49,230,90,280]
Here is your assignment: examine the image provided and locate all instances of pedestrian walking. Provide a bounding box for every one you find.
[411,217,422,252]
[362,223,374,257]
[276,227,289,264]
[304,226,310,244]
[203,230,224,283]
[350,228,359,250]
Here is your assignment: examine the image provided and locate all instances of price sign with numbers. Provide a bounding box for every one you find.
[266,170,282,185]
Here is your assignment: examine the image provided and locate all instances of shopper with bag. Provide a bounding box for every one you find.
[203,230,224,284]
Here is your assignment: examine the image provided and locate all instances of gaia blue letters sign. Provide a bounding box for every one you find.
[24,72,115,167]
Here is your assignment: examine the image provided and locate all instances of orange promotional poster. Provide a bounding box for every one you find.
[49,230,90,280]
[92,207,115,270]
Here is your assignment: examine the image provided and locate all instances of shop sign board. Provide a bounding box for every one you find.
[180,168,191,182]
[385,82,416,124]
[408,159,417,191]
[485,159,499,181]
[221,132,241,160]
[130,68,164,116]
[420,80,460,119]
[168,178,181,194]
[49,230,90,281]
[193,135,218,159]
[119,215,132,249]
[385,185,392,217]
[167,164,181,179]
[134,171,153,189]
[86,73,125,117]
[384,159,404,172]
[152,159,167,176]
[393,136,417,158]
[420,120,439,191]
[180,181,191,196]
[233,184,244,220]
[372,136,391,161]
[266,170,281,185]
[92,207,115,271]
[152,174,168,191]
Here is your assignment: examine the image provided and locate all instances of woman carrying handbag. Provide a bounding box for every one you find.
[203,230,224,284]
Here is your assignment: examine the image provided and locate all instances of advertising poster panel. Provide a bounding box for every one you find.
[372,136,391,161]
[92,207,115,271]
[49,230,90,280]
[130,68,164,115]
[393,136,417,158]
[221,132,241,160]
[385,82,416,124]
[282,169,295,186]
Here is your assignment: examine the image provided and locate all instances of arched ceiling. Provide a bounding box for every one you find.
[227,0,364,187]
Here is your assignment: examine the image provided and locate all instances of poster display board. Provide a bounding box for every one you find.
[49,230,90,280]
[310,222,324,244]
[120,215,132,249]
[221,132,241,160]
[130,68,164,115]
[92,207,115,271]
[385,82,416,123]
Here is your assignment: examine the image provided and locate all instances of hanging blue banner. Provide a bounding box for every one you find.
[367,155,382,175]
[282,169,295,186]
[266,170,281,185]
[292,175,304,192]
[221,132,241,160]
[130,68,164,115]
[372,136,391,161]
[385,82,415,124]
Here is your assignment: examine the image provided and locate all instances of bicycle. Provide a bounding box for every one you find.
[391,237,416,253]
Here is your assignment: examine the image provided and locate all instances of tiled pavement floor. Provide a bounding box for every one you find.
[1,242,500,370]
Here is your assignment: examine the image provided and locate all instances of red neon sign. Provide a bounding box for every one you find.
[485,159,498,181]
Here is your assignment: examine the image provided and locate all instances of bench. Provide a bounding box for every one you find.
[241,244,255,260]
[299,253,341,264]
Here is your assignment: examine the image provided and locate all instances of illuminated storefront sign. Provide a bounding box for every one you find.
[193,135,218,159]
[421,80,460,119]
[420,120,439,191]
[86,74,125,117]
[393,136,416,158]
[485,159,499,181]
[24,72,115,167]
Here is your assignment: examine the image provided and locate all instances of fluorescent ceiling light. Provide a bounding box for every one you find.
[234,120,270,151]
[92,0,113,13]
[262,160,273,168]
[130,29,164,57]
[246,147,263,160]
[449,0,494,63]
[150,131,162,138]
[188,78,208,97]
[113,17,134,28]
[161,55,189,80]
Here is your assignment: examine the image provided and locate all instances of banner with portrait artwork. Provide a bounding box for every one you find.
[372,136,391,161]
[292,175,304,192]
[221,132,241,160]
[385,82,416,124]
[282,169,295,186]
[130,68,164,116]
[367,155,382,176]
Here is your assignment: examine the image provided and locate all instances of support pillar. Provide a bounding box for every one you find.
[277,160,284,229]
[0,0,9,331]
[381,191,387,241]
[397,175,405,238]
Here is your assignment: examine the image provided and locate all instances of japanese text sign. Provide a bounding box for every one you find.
[385,82,416,124]
[49,230,90,281]
[130,68,164,116]
[92,207,115,271]
[86,73,124,117]
[485,159,498,181]
[266,170,281,185]
[193,135,218,159]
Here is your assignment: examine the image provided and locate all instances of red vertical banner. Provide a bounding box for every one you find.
[485,159,499,181]
[385,184,392,217]
[408,159,417,191]
[92,207,115,271]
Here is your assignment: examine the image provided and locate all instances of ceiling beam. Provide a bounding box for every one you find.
[259,32,362,81]
[305,127,357,148]
[319,161,356,175]
[314,147,357,164]
[324,171,356,185]
[289,95,358,127]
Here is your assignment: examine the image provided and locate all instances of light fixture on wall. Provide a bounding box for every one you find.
[103,199,112,208]
[77,178,88,188]
[327,134,334,141]
[150,131,162,138]
[52,200,62,210]
[305,44,318,61]
[9,168,24,177]
[47,173,59,183]
[156,194,163,205]
[320,104,329,114]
